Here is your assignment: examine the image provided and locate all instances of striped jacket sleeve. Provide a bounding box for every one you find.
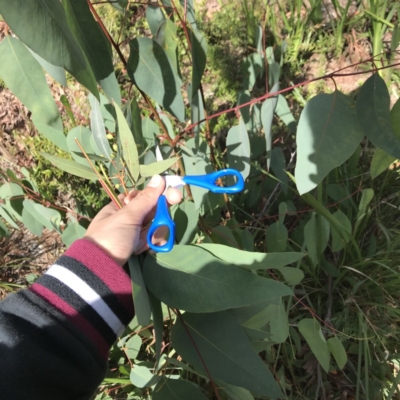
[0,239,135,400]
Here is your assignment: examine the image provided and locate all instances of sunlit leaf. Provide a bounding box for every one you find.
[143,245,292,313]
[61,221,86,247]
[0,37,63,132]
[371,148,395,179]
[139,157,179,178]
[40,152,99,181]
[295,91,363,195]
[227,119,250,181]
[125,335,142,361]
[115,102,140,182]
[0,0,98,95]
[261,82,279,168]
[67,126,95,167]
[129,365,159,388]
[128,38,185,122]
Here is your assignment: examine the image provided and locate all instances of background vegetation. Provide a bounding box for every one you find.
[1,0,400,399]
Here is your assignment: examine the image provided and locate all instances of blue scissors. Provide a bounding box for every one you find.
[146,147,245,252]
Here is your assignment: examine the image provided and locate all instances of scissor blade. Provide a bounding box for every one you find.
[165,175,185,189]
[155,145,164,162]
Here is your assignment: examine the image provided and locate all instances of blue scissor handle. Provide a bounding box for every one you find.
[182,169,245,194]
[147,195,175,253]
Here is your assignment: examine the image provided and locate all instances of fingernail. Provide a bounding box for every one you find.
[124,197,130,205]
[147,174,162,188]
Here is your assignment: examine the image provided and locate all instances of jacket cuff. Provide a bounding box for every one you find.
[29,239,134,358]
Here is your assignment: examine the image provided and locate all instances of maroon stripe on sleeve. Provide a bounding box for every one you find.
[30,283,109,358]
[64,239,134,316]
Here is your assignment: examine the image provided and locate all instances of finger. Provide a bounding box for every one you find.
[122,175,165,225]
[124,189,140,205]
[135,225,169,254]
[165,187,183,204]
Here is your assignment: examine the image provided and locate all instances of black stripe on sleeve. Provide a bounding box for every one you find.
[57,255,132,326]
[38,275,116,345]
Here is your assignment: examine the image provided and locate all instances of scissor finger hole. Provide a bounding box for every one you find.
[150,225,171,244]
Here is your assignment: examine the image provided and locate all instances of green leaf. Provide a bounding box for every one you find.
[89,94,112,159]
[371,148,395,179]
[264,299,289,343]
[23,199,61,232]
[219,384,254,400]
[67,126,95,167]
[261,83,279,168]
[146,3,165,36]
[327,336,347,370]
[153,378,208,400]
[0,219,9,237]
[155,19,179,76]
[275,95,296,132]
[115,102,140,182]
[182,142,211,209]
[391,97,400,137]
[149,292,163,371]
[331,210,352,252]
[276,267,304,285]
[174,201,199,244]
[60,95,76,125]
[27,47,67,86]
[265,221,288,252]
[227,119,250,181]
[356,188,374,219]
[61,221,86,247]
[0,37,62,131]
[304,213,330,266]
[241,53,263,91]
[210,225,238,248]
[128,256,151,326]
[143,245,292,313]
[63,0,120,104]
[125,335,142,361]
[271,148,288,195]
[0,0,98,96]
[195,243,305,270]
[0,206,19,230]
[40,152,99,181]
[33,120,68,152]
[139,157,179,178]
[129,365,159,388]
[295,91,363,195]
[357,74,400,159]
[0,183,24,199]
[128,38,184,122]
[191,29,207,96]
[172,312,283,397]
[298,318,330,372]
[190,87,205,144]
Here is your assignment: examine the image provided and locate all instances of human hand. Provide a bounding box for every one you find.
[84,175,182,266]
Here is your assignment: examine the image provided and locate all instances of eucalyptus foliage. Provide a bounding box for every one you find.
[1,0,400,398]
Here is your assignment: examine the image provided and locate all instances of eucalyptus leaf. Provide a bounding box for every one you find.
[357,74,400,159]
[331,210,352,252]
[61,221,86,247]
[327,336,347,370]
[0,183,24,200]
[23,199,61,232]
[33,120,68,152]
[125,335,142,361]
[146,3,165,36]
[0,37,62,132]
[266,221,288,252]
[128,256,151,326]
[115,102,140,182]
[304,213,330,266]
[128,38,185,122]
[195,243,305,270]
[153,378,208,400]
[275,95,296,132]
[67,126,94,167]
[226,119,250,181]
[143,245,292,313]
[261,82,279,168]
[139,158,179,178]
[89,94,112,159]
[295,91,363,195]
[129,365,159,388]
[174,201,199,245]
[298,318,330,372]
[155,19,179,75]
[191,29,207,95]
[0,0,98,95]
[172,311,283,397]
[22,207,43,236]
[40,152,99,181]
[0,206,19,230]
[371,148,395,179]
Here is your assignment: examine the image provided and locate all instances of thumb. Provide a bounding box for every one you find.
[123,175,165,225]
